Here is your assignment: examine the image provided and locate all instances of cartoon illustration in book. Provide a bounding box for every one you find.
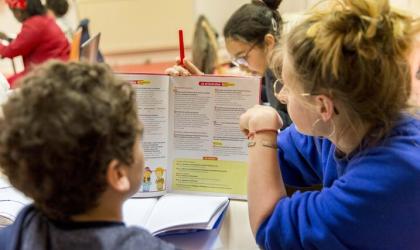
[155,167,165,191]
[142,167,152,192]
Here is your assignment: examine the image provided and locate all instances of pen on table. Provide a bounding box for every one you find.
[178,29,185,66]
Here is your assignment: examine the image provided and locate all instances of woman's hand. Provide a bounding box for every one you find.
[239,105,283,137]
[165,58,204,76]
[241,105,286,236]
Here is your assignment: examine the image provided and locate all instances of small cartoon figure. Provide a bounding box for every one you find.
[142,167,152,192]
[155,167,165,191]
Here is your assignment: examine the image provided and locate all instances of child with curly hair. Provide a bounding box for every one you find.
[0,61,176,250]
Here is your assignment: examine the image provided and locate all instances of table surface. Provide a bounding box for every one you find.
[160,200,259,250]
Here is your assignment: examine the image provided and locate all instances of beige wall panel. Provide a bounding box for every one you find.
[194,0,247,35]
[0,1,21,34]
[78,0,195,54]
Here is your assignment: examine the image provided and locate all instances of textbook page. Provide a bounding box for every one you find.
[123,198,159,227]
[118,74,170,198]
[167,75,260,199]
[144,193,229,236]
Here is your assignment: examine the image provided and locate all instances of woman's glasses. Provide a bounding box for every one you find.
[231,42,258,67]
[273,78,340,115]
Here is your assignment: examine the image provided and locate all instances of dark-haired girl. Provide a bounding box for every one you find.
[0,0,70,87]
[167,0,292,129]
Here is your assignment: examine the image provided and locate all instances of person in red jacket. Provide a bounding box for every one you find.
[0,0,70,87]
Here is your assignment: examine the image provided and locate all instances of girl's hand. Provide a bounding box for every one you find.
[239,105,283,137]
[165,59,204,76]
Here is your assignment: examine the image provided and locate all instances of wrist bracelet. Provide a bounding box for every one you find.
[247,129,279,139]
[248,140,278,149]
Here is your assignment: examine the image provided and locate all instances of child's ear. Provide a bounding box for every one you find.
[264,34,276,51]
[106,159,130,192]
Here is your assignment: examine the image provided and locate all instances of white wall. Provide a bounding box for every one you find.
[0,1,21,34]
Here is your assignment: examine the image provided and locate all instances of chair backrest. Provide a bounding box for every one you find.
[80,32,101,64]
[192,15,219,74]
[69,28,82,61]
[78,18,105,63]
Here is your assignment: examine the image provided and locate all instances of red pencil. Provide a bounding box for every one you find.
[178,29,185,66]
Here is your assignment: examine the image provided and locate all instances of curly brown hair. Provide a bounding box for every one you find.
[0,61,142,220]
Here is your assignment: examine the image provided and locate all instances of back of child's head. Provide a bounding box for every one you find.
[46,0,69,18]
[223,0,283,44]
[0,61,142,220]
[273,0,420,142]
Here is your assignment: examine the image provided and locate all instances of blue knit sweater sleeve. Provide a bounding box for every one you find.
[276,125,331,187]
[256,117,420,250]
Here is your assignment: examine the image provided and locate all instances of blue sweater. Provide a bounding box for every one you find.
[256,114,420,250]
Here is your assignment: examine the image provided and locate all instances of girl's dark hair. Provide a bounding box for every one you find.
[27,0,46,16]
[46,0,69,17]
[223,0,283,44]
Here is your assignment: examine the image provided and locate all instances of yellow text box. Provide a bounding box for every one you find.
[172,158,248,196]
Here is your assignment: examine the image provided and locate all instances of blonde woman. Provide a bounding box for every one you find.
[239,0,420,249]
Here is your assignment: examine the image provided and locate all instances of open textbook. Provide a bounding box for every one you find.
[117,73,261,200]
